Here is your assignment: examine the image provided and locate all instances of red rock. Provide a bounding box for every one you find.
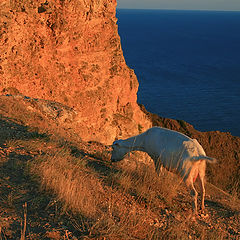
[0,0,151,144]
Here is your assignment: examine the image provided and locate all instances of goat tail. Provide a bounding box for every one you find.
[190,156,217,163]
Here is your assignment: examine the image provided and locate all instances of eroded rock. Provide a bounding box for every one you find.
[0,0,150,144]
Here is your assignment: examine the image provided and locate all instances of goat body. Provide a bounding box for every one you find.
[111,127,216,213]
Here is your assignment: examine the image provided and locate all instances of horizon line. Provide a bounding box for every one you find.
[117,7,240,12]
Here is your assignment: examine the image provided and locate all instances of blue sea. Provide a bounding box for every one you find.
[117,9,240,137]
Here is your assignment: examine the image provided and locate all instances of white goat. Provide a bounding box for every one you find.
[111,127,216,214]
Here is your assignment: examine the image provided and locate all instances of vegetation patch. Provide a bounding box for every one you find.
[0,97,239,239]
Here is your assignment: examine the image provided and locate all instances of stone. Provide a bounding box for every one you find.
[0,0,151,144]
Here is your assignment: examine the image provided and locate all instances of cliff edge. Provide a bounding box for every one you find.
[0,0,150,144]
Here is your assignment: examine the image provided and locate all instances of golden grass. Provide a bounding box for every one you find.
[3,134,239,239]
[27,144,159,238]
[114,159,182,211]
[30,148,105,218]
[25,142,208,238]
[1,95,239,239]
[2,131,239,239]
[229,180,240,210]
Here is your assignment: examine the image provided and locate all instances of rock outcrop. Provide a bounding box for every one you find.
[0,0,150,144]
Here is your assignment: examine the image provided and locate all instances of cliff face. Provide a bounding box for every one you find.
[0,0,150,143]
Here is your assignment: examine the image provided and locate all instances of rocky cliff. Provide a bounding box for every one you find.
[0,0,150,143]
[1,0,239,196]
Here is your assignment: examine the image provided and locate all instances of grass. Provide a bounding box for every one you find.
[0,96,239,239]
[21,138,161,238]
[31,148,104,218]
[27,143,203,238]
[27,143,158,238]
[1,133,240,239]
[113,159,180,210]
[229,180,240,210]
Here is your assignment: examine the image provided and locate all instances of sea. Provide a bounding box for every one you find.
[116,9,240,137]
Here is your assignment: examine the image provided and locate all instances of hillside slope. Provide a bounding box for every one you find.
[0,96,239,239]
[0,0,240,238]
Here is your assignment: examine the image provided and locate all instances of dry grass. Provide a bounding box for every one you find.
[30,147,104,218]
[228,180,240,210]
[0,97,239,239]
[32,147,190,238]
[23,139,238,239]
[1,134,239,239]
[113,158,182,210]
[27,143,158,238]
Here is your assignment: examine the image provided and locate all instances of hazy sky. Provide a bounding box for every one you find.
[117,0,240,11]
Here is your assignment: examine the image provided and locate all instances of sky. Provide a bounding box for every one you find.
[117,0,240,11]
